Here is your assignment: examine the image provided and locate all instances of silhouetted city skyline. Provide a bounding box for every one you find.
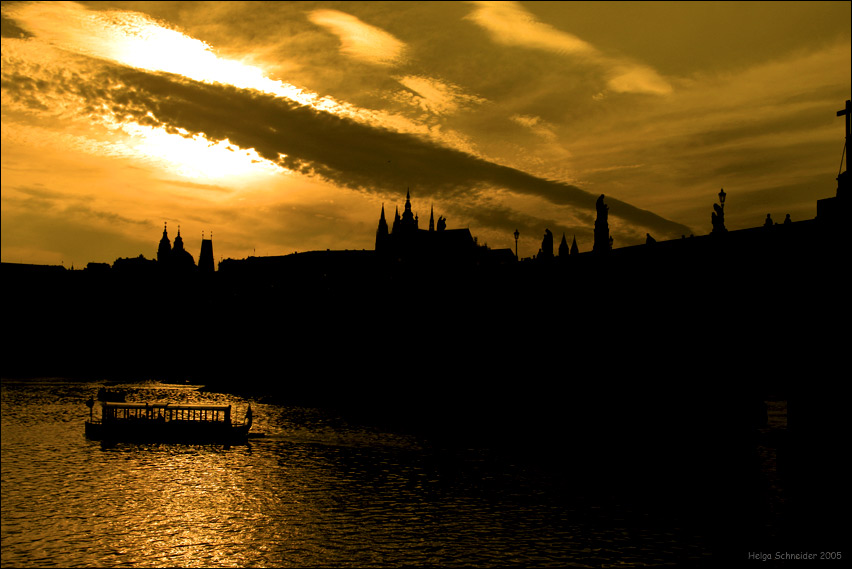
[3,5,848,566]
[2,2,849,267]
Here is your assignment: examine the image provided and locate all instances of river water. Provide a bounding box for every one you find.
[4,378,785,568]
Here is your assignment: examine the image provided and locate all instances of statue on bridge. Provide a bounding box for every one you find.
[711,202,727,234]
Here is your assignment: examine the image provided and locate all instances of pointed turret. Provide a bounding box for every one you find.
[429,205,435,232]
[169,224,196,270]
[400,187,416,230]
[570,235,579,255]
[392,206,401,234]
[173,225,185,254]
[157,222,171,263]
[376,204,389,251]
[558,232,569,258]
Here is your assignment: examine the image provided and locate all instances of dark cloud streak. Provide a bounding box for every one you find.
[6,57,693,240]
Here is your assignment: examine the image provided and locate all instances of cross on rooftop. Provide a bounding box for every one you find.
[838,99,850,172]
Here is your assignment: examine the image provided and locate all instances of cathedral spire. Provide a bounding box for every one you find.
[401,187,416,229]
[157,221,171,263]
[392,205,401,234]
[156,220,195,271]
[558,232,569,257]
[173,224,185,253]
[429,204,435,232]
[376,203,389,250]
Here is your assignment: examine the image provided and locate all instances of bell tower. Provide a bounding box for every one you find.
[157,222,171,263]
[199,231,214,273]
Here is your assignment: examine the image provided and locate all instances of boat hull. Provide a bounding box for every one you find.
[85,420,250,444]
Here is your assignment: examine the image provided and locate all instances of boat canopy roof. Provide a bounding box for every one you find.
[101,402,232,412]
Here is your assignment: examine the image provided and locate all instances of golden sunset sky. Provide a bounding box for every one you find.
[2,1,850,266]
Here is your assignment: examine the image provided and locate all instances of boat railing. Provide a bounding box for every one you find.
[95,402,239,426]
[85,399,252,442]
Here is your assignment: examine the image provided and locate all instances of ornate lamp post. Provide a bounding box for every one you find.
[712,188,727,234]
[514,229,520,260]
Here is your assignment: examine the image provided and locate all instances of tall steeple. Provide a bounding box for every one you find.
[171,224,196,270]
[157,222,171,263]
[155,221,196,272]
[394,189,417,231]
[401,187,416,229]
[558,232,569,257]
[173,225,185,253]
[429,205,435,232]
[376,204,389,250]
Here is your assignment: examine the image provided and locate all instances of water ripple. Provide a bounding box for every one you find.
[3,380,714,567]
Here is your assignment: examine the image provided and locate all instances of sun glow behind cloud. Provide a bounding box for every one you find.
[3,0,846,267]
[3,1,493,175]
[119,122,286,182]
[3,1,437,181]
[6,2,312,104]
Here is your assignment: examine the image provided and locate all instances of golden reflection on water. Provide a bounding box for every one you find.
[85,445,256,567]
[2,380,718,568]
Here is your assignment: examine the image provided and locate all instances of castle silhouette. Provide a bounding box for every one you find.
[2,99,848,386]
[10,92,846,279]
[375,188,480,264]
[216,188,514,279]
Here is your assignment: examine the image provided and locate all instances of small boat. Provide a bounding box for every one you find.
[84,399,253,444]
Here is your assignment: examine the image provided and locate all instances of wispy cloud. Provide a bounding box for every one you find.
[2,0,695,263]
[307,9,406,66]
[2,48,690,240]
[465,1,672,96]
[2,2,306,101]
[394,75,486,115]
[465,1,598,56]
[510,114,558,141]
[2,2,393,124]
[1,1,488,157]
